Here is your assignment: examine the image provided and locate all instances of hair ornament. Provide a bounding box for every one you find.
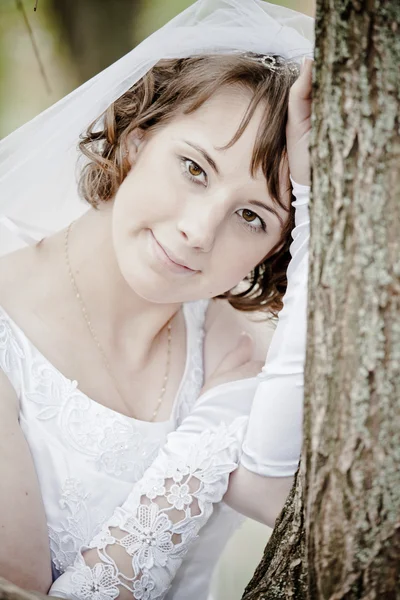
[244,53,300,76]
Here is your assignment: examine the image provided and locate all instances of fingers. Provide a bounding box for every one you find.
[291,57,313,101]
[201,335,261,396]
[201,355,263,395]
[287,57,312,137]
[214,332,254,375]
[236,359,264,379]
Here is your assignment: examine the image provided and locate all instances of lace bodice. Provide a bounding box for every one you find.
[0,299,246,599]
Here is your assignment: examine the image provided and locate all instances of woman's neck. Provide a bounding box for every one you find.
[49,206,181,368]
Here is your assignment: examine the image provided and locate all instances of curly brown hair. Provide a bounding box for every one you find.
[78,54,299,315]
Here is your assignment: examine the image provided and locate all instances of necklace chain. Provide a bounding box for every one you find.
[64,223,172,422]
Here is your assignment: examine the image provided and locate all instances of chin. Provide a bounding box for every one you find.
[131,275,220,305]
[118,254,236,305]
[121,270,188,304]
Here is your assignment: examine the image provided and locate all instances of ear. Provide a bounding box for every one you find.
[125,128,146,166]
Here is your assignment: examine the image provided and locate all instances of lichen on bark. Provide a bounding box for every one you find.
[242,1,400,598]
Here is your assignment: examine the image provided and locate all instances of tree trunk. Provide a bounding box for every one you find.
[243,1,400,598]
[242,468,307,599]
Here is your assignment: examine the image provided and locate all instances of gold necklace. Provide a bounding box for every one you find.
[64,223,172,422]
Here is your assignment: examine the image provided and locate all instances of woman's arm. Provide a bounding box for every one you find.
[224,180,309,527]
[0,370,52,593]
[224,60,313,527]
[224,466,293,528]
[49,377,259,600]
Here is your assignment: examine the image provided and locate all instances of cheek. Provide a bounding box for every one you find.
[209,237,272,293]
[113,172,169,230]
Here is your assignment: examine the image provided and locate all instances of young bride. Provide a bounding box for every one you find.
[0,1,312,598]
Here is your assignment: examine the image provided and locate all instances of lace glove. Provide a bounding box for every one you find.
[49,378,259,600]
[241,179,310,477]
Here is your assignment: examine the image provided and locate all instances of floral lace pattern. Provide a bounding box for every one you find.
[0,302,208,482]
[0,302,213,592]
[132,574,155,600]
[117,505,174,570]
[71,556,121,600]
[49,478,107,574]
[25,362,162,480]
[51,420,246,600]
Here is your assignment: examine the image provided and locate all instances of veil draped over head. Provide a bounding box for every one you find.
[0,0,313,256]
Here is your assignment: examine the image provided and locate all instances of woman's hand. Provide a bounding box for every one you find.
[286,57,313,186]
[201,333,263,395]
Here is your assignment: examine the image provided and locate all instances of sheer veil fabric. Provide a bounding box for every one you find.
[0,0,313,256]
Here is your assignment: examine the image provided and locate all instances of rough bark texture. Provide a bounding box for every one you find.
[242,467,308,599]
[243,0,400,598]
[306,0,400,597]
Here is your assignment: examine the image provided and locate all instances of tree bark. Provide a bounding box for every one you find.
[243,1,400,598]
[242,468,308,599]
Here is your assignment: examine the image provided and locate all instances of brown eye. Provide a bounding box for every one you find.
[242,209,257,222]
[181,158,207,186]
[188,161,203,177]
[236,208,266,232]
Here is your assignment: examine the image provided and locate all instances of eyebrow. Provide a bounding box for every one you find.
[182,139,284,225]
[182,140,220,175]
[248,200,284,226]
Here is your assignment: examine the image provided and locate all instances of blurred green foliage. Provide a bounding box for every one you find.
[0,0,313,138]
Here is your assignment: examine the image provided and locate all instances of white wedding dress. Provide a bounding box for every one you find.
[0,178,309,600]
[0,298,251,599]
[0,1,314,598]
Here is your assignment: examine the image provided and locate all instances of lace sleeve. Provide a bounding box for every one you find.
[49,378,259,600]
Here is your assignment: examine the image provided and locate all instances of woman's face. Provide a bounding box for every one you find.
[111,87,290,304]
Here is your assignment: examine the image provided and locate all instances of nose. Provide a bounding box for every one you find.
[176,197,226,253]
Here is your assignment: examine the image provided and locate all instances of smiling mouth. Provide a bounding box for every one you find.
[150,231,199,274]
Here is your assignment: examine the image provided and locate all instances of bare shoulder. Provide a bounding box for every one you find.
[0,246,36,307]
[0,240,58,323]
[203,299,275,378]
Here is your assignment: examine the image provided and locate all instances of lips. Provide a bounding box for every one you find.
[150,231,199,274]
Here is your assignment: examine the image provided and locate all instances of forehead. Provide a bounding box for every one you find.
[167,86,266,154]
[145,86,291,219]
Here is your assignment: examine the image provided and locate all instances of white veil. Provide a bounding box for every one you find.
[0,0,313,256]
